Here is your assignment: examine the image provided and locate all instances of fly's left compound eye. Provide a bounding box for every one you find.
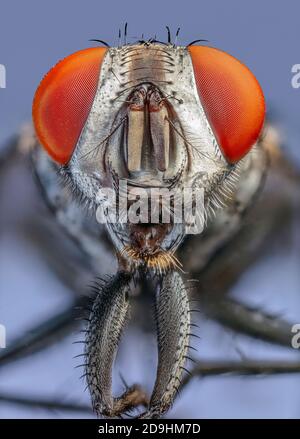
[188,46,265,163]
[32,47,107,164]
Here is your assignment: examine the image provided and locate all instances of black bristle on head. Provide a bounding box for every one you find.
[187,39,209,47]
[89,39,110,48]
[124,22,128,44]
[166,26,171,44]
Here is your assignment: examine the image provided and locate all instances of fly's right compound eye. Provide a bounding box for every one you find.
[188,45,266,163]
[32,47,107,164]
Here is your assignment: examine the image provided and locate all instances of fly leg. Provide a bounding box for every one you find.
[85,271,148,417]
[139,271,192,418]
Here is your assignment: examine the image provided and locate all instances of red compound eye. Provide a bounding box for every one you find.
[188,46,265,163]
[32,47,107,164]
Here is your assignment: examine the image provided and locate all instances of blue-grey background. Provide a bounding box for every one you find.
[0,0,300,418]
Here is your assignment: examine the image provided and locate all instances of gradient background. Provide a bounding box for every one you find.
[0,0,300,418]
